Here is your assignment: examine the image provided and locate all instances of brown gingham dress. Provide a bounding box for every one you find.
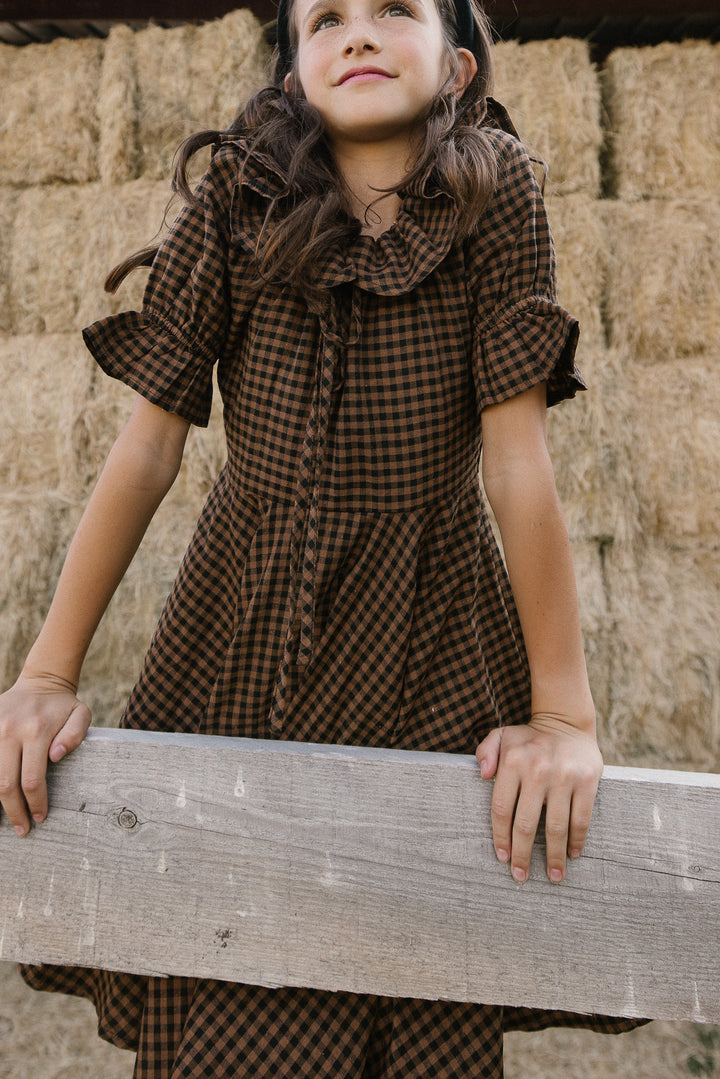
[21,110,644,1076]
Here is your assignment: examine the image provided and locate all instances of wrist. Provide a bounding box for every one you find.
[21,653,80,695]
[530,678,596,736]
[530,709,597,740]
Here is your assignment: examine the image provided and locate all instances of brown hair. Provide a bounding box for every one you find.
[106,0,499,301]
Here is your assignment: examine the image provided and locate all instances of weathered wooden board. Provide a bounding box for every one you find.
[1,728,719,1022]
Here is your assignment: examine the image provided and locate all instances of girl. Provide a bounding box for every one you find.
[0,0,643,1073]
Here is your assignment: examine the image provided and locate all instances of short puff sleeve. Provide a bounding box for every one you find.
[83,144,238,427]
[469,132,584,412]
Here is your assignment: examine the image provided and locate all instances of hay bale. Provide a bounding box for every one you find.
[9,186,88,334]
[0,37,102,186]
[602,199,720,363]
[134,9,269,179]
[626,357,720,542]
[603,540,720,772]
[494,39,602,197]
[546,194,606,350]
[8,181,169,335]
[192,9,271,134]
[0,335,96,498]
[0,188,19,334]
[603,41,720,200]
[98,24,139,185]
[0,493,77,693]
[547,347,639,548]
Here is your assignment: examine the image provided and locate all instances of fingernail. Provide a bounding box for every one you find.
[14,825,28,837]
[49,744,66,763]
[570,849,581,860]
[479,760,487,778]
[512,867,526,883]
[496,848,509,863]
[550,869,563,883]
[33,814,45,824]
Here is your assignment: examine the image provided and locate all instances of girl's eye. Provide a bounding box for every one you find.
[385,2,412,14]
[311,10,341,30]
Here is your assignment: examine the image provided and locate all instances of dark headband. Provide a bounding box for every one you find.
[276,0,476,77]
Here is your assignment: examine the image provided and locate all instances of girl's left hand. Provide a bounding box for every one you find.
[476,715,603,884]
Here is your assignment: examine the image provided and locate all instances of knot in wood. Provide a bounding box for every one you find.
[117,808,138,830]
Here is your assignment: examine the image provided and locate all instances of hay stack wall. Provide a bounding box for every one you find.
[0,19,718,768]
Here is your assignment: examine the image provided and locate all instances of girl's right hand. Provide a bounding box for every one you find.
[0,674,91,837]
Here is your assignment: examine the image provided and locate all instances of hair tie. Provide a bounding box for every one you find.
[276,0,477,77]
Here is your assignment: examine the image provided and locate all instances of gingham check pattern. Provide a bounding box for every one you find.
[21,119,646,1074]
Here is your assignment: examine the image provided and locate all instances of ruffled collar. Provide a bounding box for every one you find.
[224,145,458,297]
[314,191,459,296]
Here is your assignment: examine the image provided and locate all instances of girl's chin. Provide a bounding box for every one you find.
[323,117,426,152]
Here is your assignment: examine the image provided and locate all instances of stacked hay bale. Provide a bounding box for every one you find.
[0,11,266,722]
[0,20,717,770]
[599,42,720,769]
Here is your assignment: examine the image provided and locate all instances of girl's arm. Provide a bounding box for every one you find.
[477,382,603,884]
[0,395,190,837]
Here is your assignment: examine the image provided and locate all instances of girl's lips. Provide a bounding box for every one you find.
[338,68,393,85]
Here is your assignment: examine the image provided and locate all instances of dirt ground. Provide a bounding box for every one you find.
[2,961,719,1078]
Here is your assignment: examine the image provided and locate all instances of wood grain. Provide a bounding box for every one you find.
[1,728,719,1022]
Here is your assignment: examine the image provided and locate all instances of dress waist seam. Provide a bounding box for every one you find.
[230,470,480,518]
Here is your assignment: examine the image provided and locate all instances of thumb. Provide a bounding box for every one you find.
[49,701,92,763]
[475,728,502,780]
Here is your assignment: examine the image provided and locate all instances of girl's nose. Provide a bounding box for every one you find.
[342,18,380,54]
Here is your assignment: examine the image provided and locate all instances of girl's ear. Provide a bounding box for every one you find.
[452,48,478,97]
[284,71,294,95]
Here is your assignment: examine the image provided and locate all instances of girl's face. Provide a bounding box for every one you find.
[289,0,476,154]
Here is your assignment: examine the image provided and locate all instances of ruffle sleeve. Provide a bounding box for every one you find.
[469,131,585,412]
[83,143,238,427]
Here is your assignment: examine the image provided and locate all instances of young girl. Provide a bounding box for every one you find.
[0,0,643,1073]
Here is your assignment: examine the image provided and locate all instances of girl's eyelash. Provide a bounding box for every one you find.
[310,10,341,31]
